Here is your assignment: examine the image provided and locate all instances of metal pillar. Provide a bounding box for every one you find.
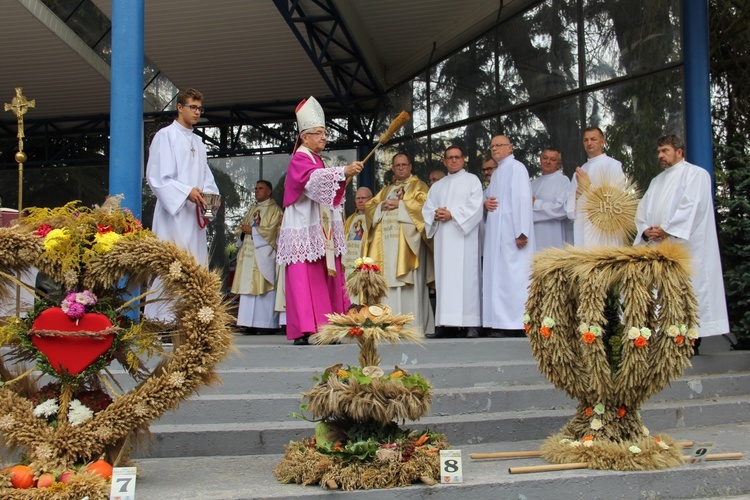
[683,0,714,180]
[109,0,144,217]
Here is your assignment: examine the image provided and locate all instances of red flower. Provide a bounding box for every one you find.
[582,332,596,344]
[617,406,627,418]
[35,224,53,237]
[585,407,593,417]
[540,326,551,338]
[523,324,530,334]
[348,326,363,336]
[97,224,113,234]
[634,336,648,348]
[583,435,594,442]
[675,335,684,345]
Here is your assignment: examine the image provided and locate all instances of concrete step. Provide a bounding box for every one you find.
[131,422,750,499]
[137,394,750,458]
[154,371,750,425]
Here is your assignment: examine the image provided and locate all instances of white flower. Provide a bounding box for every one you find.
[590,418,603,430]
[523,314,531,324]
[666,325,680,338]
[680,324,688,335]
[168,371,186,387]
[627,327,640,340]
[67,399,94,426]
[583,439,594,448]
[197,306,215,324]
[629,445,642,454]
[362,366,385,378]
[656,440,670,450]
[687,328,699,340]
[642,426,650,436]
[33,399,59,418]
[168,260,183,279]
[35,444,54,460]
[639,327,652,339]
[593,403,606,415]
[362,257,374,265]
[354,258,363,267]
[570,440,581,447]
[542,317,555,328]
[0,415,15,429]
[590,325,603,337]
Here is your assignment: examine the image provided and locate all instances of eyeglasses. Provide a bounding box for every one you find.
[490,143,510,149]
[445,155,463,161]
[305,131,328,138]
[481,167,496,172]
[180,104,205,114]
[355,196,371,200]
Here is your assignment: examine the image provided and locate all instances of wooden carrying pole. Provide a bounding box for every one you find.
[508,452,744,475]
[471,442,695,461]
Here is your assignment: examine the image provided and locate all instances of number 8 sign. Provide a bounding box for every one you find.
[440,449,463,483]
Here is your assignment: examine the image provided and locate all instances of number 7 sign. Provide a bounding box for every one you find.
[110,466,137,499]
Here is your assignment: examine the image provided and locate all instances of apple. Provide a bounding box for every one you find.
[58,471,75,483]
[37,473,55,488]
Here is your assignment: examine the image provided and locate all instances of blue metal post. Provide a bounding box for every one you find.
[683,0,714,180]
[109,0,144,217]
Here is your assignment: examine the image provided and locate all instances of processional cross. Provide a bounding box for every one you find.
[4,87,35,317]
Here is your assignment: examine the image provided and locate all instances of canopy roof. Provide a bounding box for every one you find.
[1,0,532,131]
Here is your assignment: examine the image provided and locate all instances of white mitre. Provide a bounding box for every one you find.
[296,96,325,132]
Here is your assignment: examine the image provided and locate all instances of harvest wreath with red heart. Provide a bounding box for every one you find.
[0,198,232,498]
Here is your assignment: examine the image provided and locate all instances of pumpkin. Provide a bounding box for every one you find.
[10,464,35,489]
[87,459,113,479]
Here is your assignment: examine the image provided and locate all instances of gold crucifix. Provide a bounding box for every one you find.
[5,87,35,150]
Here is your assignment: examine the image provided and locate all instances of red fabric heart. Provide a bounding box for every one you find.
[30,307,115,375]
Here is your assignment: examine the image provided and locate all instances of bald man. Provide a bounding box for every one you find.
[429,169,446,186]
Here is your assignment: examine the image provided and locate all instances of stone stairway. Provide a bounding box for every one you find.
[130,334,750,460]
[122,333,750,499]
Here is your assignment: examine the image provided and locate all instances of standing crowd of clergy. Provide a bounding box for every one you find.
[144,89,729,346]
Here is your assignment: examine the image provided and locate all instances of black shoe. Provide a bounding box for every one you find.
[293,334,310,346]
[466,328,479,338]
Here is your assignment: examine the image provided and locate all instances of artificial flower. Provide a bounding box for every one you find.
[687,328,699,340]
[667,325,680,338]
[169,260,183,279]
[639,327,652,339]
[92,230,122,253]
[675,335,684,345]
[590,325,603,337]
[654,438,670,450]
[680,324,688,335]
[585,406,593,417]
[617,406,627,418]
[540,326,551,338]
[627,327,640,340]
[593,403,605,415]
[559,438,571,444]
[43,228,70,251]
[642,426,650,436]
[336,369,349,378]
[67,399,94,426]
[578,322,588,334]
[35,224,54,238]
[523,314,531,324]
[542,317,555,328]
[629,445,642,454]
[590,418,603,430]
[349,326,363,336]
[634,336,648,348]
[33,399,59,419]
[583,437,594,448]
[582,332,596,344]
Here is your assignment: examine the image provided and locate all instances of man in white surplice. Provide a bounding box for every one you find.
[482,135,535,335]
[366,153,434,335]
[634,134,729,340]
[566,127,626,247]
[531,148,572,250]
[232,180,283,333]
[422,146,483,338]
[145,88,219,323]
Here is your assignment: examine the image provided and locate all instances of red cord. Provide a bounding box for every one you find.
[196,204,208,229]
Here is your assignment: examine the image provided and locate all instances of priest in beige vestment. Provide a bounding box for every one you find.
[232,180,283,332]
[365,153,434,334]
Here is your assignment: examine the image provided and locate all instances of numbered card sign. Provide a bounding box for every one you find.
[110,466,137,500]
[440,449,463,484]
[689,442,714,464]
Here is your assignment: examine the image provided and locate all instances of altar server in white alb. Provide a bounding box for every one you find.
[482,135,535,334]
[566,127,626,247]
[634,134,729,337]
[422,145,483,337]
[232,180,283,332]
[531,148,571,250]
[145,88,220,323]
